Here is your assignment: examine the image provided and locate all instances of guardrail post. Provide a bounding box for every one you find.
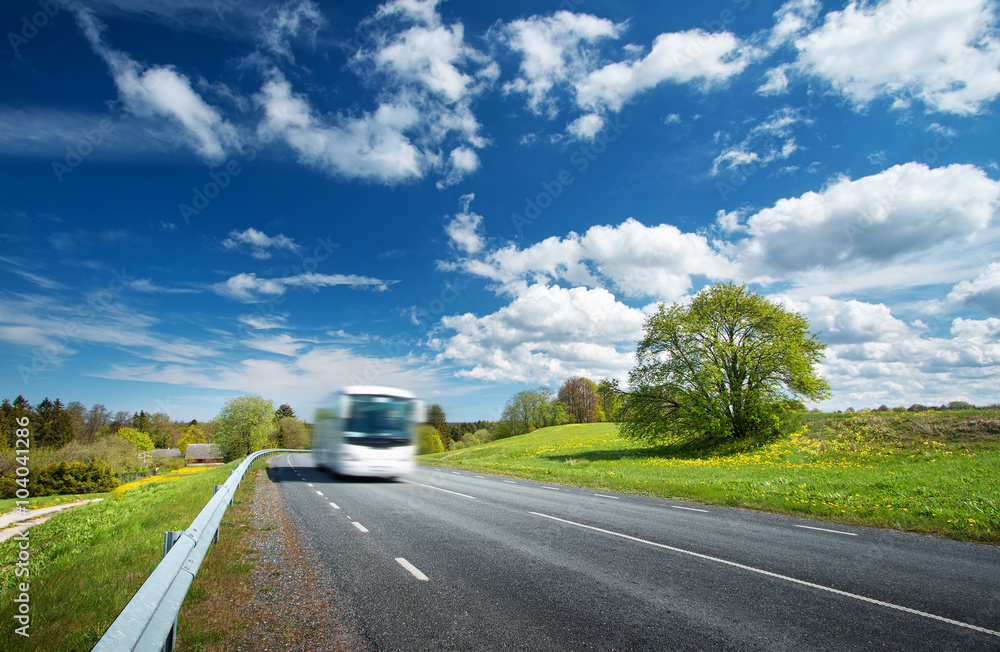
[212,485,226,543]
[162,531,183,652]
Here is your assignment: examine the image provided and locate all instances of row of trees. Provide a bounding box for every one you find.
[0,395,213,452]
[494,376,623,440]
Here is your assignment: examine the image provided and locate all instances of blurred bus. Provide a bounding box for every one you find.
[312,386,423,478]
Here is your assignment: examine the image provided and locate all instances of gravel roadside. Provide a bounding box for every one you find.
[183,460,371,651]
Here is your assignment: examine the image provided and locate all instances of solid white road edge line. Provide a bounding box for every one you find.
[672,505,709,513]
[401,479,476,500]
[529,511,999,639]
[396,557,430,581]
[793,524,857,536]
[352,522,369,533]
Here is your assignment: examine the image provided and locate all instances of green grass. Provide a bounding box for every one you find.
[420,412,1000,544]
[175,459,270,651]
[0,461,242,652]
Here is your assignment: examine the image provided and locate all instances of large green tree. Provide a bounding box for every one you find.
[212,395,276,462]
[621,283,830,442]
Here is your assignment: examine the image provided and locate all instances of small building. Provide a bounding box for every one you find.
[185,443,224,465]
[151,448,183,459]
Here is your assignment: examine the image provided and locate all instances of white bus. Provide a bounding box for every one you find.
[312,386,423,479]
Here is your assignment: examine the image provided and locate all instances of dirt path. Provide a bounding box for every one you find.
[0,499,104,543]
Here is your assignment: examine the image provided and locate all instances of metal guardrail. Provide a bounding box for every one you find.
[92,448,308,652]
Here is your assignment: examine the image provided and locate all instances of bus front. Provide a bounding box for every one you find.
[337,390,417,478]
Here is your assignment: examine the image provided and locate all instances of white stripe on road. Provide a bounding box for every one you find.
[395,557,429,581]
[794,524,857,536]
[401,479,476,500]
[307,483,313,487]
[352,522,369,533]
[594,494,620,500]
[529,512,999,638]
[542,486,560,491]
[475,476,485,479]
[503,480,517,484]
[316,491,324,496]
[329,502,340,509]
[672,505,709,513]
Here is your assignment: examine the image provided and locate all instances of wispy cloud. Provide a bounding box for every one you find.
[222,227,300,259]
[73,6,241,162]
[212,272,395,302]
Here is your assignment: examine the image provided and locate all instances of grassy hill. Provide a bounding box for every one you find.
[419,411,999,544]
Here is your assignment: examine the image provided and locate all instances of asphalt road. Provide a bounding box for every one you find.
[270,453,1000,651]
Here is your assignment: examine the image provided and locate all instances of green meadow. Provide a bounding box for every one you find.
[0,462,240,652]
[420,411,1000,544]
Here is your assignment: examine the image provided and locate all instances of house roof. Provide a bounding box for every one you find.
[185,443,223,460]
[151,448,182,458]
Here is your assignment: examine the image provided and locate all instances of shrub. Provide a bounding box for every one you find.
[417,425,445,454]
[0,460,119,498]
[115,427,155,451]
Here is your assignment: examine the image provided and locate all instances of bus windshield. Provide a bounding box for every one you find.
[343,396,412,447]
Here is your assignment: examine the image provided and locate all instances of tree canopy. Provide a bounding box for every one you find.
[620,283,830,442]
[213,395,276,461]
[115,426,155,451]
[558,376,604,423]
[499,386,569,438]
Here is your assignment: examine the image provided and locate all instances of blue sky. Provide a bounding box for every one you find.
[2,0,1000,423]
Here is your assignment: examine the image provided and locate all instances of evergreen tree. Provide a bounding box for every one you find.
[36,398,74,448]
[132,410,151,433]
[427,404,448,438]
